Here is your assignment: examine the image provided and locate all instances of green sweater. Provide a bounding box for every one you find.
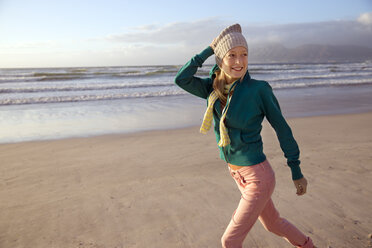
[175,46,303,180]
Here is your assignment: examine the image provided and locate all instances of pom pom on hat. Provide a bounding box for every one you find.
[212,24,248,66]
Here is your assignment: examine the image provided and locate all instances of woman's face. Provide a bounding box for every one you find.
[220,46,248,83]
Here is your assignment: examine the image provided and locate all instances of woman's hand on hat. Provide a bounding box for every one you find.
[210,37,218,51]
[293,177,308,196]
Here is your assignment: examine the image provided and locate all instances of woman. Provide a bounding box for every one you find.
[174,24,315,248]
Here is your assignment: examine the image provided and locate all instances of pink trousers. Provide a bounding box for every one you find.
[221,160,314,248]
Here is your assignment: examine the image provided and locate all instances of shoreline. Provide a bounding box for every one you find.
[1,111,372,247]
[2,84,372,145]
[2,83,372,144]
[1,109,371,146]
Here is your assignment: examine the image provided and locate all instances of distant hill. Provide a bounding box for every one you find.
[249,43,372,63]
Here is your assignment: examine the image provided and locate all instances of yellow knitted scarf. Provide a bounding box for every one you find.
[200,83,236,147]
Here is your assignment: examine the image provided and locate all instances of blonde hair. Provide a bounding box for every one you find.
[212,69,228,106]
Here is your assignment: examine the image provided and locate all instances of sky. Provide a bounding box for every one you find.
[0,0,372,68]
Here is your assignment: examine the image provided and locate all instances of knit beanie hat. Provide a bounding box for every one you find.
[211,24,248,66]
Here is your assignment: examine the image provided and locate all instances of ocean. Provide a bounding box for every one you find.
[1,62,372,143]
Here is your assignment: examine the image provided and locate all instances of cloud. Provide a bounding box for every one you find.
[106,17,225,46]
[0,40,58,50]
[357,12,372,25]
[91,15,372,65]
[104,14,372,50]
[244,19,372,48]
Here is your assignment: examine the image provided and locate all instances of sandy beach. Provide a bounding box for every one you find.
[1,112,371,248]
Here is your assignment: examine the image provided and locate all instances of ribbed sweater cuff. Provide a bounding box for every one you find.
[198,46,214,61]
[289,164,303,180]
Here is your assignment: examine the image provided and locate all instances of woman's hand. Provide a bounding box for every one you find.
[293,177,308,196]
[210,37,218,51]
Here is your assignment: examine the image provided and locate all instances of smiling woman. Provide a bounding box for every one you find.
[174,24,316,248]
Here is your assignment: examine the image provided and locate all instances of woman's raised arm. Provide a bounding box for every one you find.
[174,46,214,99]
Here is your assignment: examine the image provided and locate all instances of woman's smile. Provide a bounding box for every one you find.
[232,67,243,72]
